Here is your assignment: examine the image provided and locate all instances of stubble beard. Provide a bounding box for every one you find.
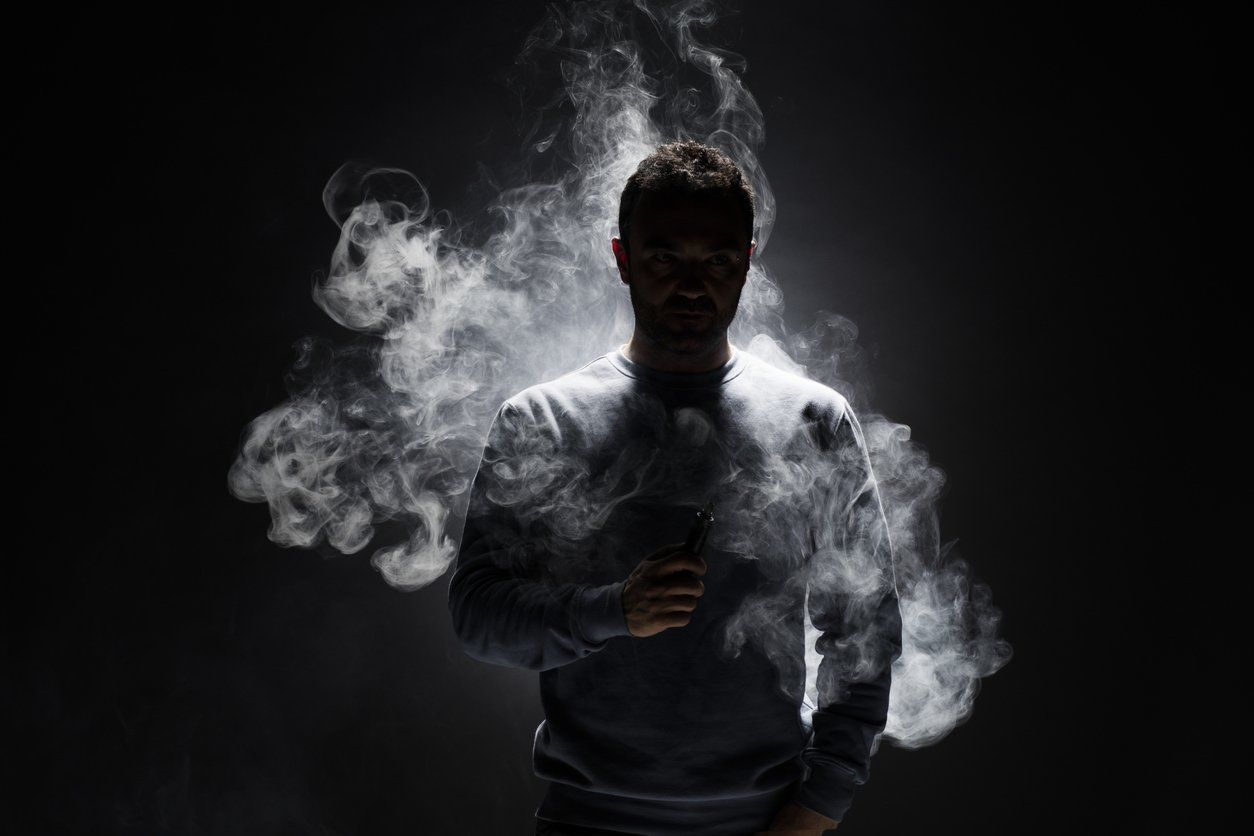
[626,270,739,357]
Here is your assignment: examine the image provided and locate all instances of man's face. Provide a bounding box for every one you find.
[612,190,754,356]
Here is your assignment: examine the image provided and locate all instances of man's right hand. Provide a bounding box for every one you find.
[621,541,707,638]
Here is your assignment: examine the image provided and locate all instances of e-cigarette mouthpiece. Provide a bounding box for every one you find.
[684,499,716,556]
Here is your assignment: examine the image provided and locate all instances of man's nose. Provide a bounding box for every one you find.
[674,265,706,296]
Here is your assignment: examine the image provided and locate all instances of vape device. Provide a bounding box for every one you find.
[684,499,716,556]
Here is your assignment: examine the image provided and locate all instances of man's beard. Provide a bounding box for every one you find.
[627,272,738,356]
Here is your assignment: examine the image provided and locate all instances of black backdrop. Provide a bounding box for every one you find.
[14,2,1227,834]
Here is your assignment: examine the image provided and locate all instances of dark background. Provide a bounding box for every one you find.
[13,1,1227,834]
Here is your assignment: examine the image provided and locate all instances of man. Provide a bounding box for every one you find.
[448,140,903,835]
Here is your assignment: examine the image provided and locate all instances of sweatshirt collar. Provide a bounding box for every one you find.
[607,343,748,388]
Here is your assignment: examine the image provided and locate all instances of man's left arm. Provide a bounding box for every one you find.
[790,401,904,827]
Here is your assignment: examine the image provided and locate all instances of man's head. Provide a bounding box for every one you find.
[612,140,756,359]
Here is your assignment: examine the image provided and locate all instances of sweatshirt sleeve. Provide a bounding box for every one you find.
[793,402,904,824]
[447,400,633,672]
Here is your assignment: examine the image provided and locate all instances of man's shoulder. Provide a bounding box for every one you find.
[736,351,852,423]
[499,353,621,421]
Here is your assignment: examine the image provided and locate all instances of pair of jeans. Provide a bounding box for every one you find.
[533,778,799,836]
[535,819,639,836]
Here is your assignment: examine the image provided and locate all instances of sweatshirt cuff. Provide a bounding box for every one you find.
[793,764,856,824]
[575,580,632,643]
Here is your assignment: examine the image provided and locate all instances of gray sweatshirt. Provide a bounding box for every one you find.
[447,344,902,834]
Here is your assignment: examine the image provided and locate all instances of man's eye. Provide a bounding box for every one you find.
[709,255,731,266]
[652,253,675,263]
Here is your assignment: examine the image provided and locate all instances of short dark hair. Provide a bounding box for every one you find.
[617,139,756,250]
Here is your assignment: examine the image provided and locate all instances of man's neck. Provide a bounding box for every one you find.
[621,337,733,374]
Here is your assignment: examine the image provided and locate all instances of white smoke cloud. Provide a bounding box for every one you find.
[228,0,1010,749]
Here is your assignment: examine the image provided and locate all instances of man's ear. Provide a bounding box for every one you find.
[611,237,630,281]
[748,240,756,259]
